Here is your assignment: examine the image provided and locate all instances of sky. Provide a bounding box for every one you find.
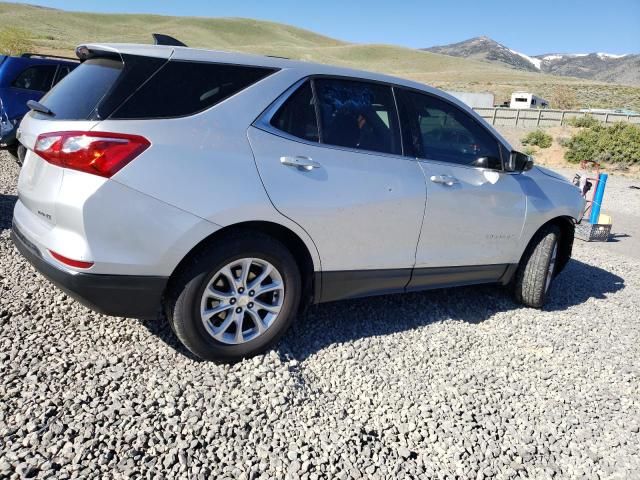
[10,0,640,54]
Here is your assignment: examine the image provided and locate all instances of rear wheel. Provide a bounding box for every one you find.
[514,225,561,308]
[165,232,301,362]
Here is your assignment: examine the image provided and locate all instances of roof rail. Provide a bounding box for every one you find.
[152,34,187,47]
[21,53,79,62]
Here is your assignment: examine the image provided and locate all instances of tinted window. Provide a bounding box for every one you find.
[39,58,124,120]
[12,65,56,92]
[52,65,73,87]
[397,89,500,166]
[314,78,401,155]
[270,81,319,142]
[113,61,276,119]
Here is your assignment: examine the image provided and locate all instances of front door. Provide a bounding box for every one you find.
[395,88,526,288]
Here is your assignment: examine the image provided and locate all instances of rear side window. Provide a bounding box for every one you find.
[112,61,276,119]
[39,58,124,120]
[270,81,319,142]
[396,88,500,166]
[12,65,56,92]
[314,78,401,155]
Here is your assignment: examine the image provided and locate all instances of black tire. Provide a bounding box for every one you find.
[165,231,301,362]
[514,225,561,308]
[16,144,26,166]
[6,144,18,160]
[5,144,25,165]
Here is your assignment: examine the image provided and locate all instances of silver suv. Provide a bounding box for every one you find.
[12,43,585,361]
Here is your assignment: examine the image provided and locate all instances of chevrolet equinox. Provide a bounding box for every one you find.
[11,43,585,361]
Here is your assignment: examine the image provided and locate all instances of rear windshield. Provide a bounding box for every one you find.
[39,58,124,120]
[38,55,276,121]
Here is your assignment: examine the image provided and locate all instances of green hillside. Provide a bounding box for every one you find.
[1,2,638,110]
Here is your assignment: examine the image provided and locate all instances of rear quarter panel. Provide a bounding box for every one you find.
[106,68,321,271]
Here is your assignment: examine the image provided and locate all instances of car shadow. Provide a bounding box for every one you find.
[280,258,624,360]
[139,316,205,362]
[0,194,18,230]
[607,233,630,243]
[142,258,624,361]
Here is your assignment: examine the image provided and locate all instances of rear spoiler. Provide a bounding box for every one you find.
[75,34,187,61]
[152,34,187,47]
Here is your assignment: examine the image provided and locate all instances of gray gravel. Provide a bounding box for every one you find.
[1,150,639,479]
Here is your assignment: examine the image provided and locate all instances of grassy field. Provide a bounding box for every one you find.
[1,2,639,110]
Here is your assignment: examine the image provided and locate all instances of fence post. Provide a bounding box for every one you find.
[561,111,565,126]
[537,109,542,126]
[492,108,498,126]
[605,113,609,124]
[515,109,520,127]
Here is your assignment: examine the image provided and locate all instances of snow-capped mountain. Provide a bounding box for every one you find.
[423,37,640,86]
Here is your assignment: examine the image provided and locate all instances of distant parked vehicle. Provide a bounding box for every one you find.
[445,91,495,109]
[510,92,549,109]
[0,53,78,161]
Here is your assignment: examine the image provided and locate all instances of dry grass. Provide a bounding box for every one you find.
[1,2,639,110]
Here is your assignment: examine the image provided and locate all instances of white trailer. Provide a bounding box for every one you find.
[510,92,549,109]
[445,91,495,108]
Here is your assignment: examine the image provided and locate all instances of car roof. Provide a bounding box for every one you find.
[79,43,514,151]
[6,56,78,66]
[80,42,441,93]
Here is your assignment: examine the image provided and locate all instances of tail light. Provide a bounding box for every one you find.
[49,250,94,269]
[34,131,150,178]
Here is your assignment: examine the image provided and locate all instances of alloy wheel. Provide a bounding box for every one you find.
[200,258,285,344]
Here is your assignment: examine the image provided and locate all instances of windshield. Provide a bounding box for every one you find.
[38,58,123,120]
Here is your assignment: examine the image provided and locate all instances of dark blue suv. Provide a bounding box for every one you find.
[0,53,78,160]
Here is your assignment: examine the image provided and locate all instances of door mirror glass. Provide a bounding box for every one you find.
[472,156,502,170]
[507,151,534,172]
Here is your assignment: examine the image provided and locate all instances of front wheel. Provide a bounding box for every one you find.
[165,232,301,362]
[514,225,561,308]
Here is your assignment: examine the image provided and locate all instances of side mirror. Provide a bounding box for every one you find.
[507,151,534,172]
[472,156,503,170]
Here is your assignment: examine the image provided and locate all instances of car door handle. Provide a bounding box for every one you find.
[280,155,321,171]
[430,174,459,186]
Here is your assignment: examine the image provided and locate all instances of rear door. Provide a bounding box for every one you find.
[249,78,426,297]
[395,88,526,281]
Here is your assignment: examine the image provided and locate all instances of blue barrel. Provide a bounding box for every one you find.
[589,173,608,224]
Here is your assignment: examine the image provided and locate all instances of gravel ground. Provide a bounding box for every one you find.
[1,151,639,479]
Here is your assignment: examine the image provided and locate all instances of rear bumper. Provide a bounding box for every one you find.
[11,220,167,319]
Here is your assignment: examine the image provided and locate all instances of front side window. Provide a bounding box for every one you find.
[12,65,56,92]
[314,78,401,155]
[396,89,501,167]
[270,81,319,142]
